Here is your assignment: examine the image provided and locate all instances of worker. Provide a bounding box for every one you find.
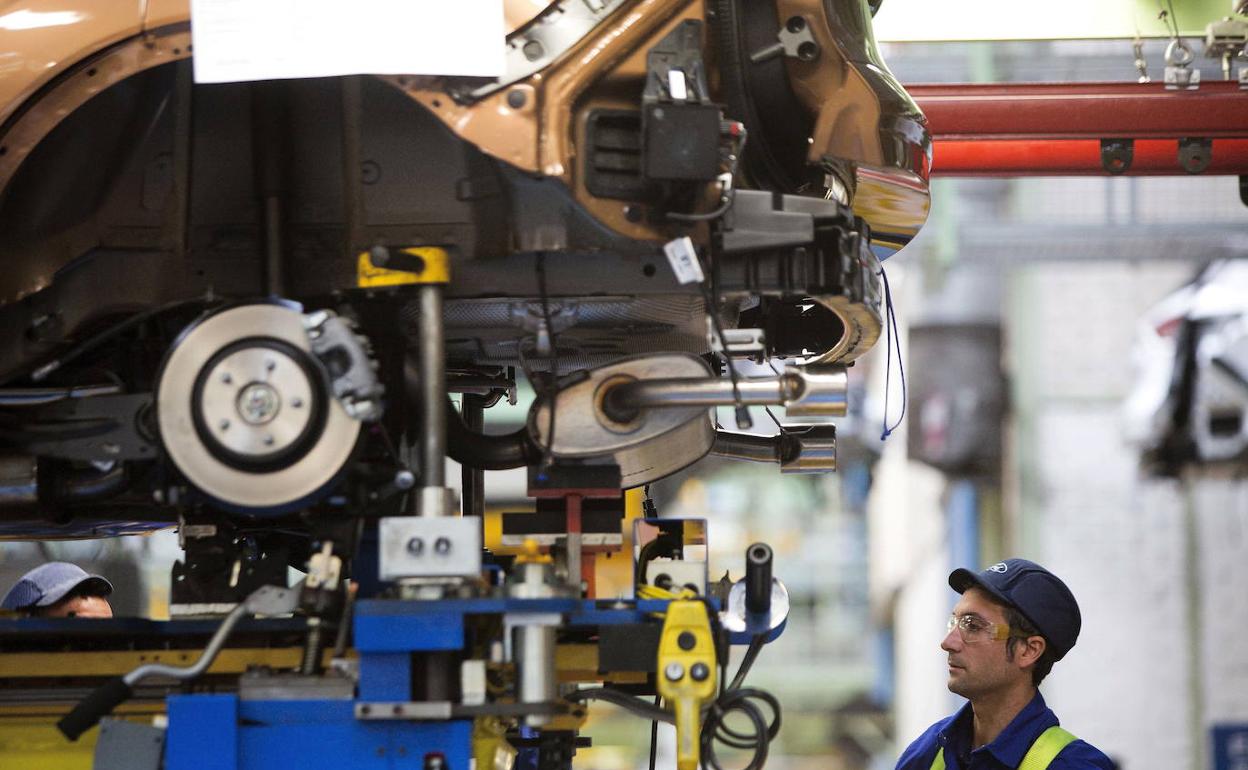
[1,561,114,618]
[896,559,1113,770]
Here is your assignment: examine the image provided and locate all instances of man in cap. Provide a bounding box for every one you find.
[895,559,1114,770]
[2,562,114,618]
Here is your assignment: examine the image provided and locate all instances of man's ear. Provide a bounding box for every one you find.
[1015,635,1046,670]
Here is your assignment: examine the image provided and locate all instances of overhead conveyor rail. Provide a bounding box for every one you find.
[910,81,1248,176]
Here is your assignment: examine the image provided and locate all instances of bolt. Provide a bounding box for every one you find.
[407,537,425,556]
[221,372,233,384]
[394,470,416,490]
[434,537,452,555]
[237,383,281,424]
[369,245,390,266]
[265,359,276,372]
[263,434,275,446]
[219,419,230,431]
[678,631,697,651]
[291,397,304,408]
[691,662,710,682]
[507,89,527,109]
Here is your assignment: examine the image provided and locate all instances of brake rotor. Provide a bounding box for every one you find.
[156,303,361,511]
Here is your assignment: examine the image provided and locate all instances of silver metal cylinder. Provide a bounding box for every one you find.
[516,622,557,727]
[418,285,446,493]
[509,560,558,727]
[711,424,837,473]
[711,432,781,464]
[604,366,847,418]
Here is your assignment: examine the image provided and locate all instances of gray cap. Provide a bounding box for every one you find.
[1,562,113,611]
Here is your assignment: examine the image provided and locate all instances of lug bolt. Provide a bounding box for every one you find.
[219,419,230,431]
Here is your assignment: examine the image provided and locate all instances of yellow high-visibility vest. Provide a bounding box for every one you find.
[929,726,1078,770]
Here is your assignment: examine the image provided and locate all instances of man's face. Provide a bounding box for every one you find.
[35,594,113,618]
[941,587,1024,699]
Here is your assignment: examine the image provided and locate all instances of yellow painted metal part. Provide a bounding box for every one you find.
[656,600,717,770]
[473,717,519,770]
[0,718,99,770]
[0,647,336,679]
[356,247,450,287]
[0,708,162,770]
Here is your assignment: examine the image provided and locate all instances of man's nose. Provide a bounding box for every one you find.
[941,628,961,653]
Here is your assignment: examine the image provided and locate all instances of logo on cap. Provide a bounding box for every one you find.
[988,562,1008,573]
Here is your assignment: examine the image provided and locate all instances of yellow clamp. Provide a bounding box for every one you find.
[657,599,717,770]
[356,246,450,287]
[515,538,553,565]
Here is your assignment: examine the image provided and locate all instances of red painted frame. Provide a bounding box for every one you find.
[909,81,1248,176]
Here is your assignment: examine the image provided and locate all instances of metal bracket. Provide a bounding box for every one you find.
[1100,139,1133,174]
[1178,137,1213,174]
[1164,39,1200,90]
[708,324,766,359]
[749,16,821,64]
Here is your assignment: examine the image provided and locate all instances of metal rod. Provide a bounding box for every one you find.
[0,384,121,406]
[461,394,486,517]
[124,602,248,685]
[604,369,847,420]
[252,82,288,296]
[340,76,363,259]
[607,376,800,412]
[419,285,446,490]
[170,60,193,262]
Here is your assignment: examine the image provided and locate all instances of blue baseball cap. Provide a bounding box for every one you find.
[949,558,1081,661]
[1,562,113,611]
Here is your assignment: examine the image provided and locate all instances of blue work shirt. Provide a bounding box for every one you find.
[895,692,1115,770]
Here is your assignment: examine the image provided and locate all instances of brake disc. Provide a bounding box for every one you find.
[156,303,361,512]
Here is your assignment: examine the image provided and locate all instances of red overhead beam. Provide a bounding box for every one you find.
[909,81,1248,176]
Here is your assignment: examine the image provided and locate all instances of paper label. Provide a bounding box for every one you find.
[190,0,505,84]
[663,237,705,285]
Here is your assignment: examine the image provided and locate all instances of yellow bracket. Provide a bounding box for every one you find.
[356,246,450,287]
[657,600,717,770]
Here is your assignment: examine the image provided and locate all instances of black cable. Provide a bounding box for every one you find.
[728,634,766,692]
[565,687,674,724]
[700,281,751,429]
[699,633,780,770]
[649,695,662,770]
[25,295,220,384]
[666,194,734,223]
[665,126,748,223]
